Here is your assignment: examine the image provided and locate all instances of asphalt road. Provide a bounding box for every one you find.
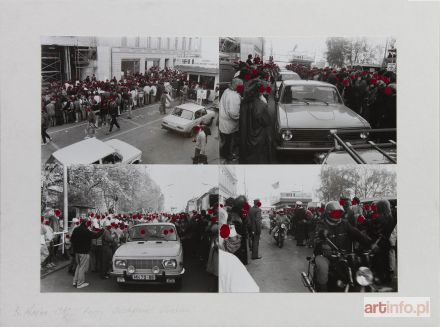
[42,100,220,165]
[246,227,313,292]
[41,255,218,293]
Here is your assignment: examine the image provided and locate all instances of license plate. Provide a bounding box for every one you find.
[132,274,156,280]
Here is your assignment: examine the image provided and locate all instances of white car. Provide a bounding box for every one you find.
[161,103,215,136]
[47,138,142,165]
[276,71,301,94]
[111,223,184,288]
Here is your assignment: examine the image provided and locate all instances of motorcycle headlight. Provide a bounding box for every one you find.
[281,130,293,141]
[360,132,369,139]
[281,224,286,229]
[163,259,177,269]
[114,259,127,269]
[356,266,374,286]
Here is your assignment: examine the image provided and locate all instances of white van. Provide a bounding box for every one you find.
[47,138,142,165]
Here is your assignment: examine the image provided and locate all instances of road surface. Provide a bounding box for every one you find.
[246,227,313,292]
[42,100,219,165]
[41,255,218,293]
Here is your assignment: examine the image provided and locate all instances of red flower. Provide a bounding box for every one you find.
[164,229,169,235]
[44,220,50,225]
[318,207,325,213]
[371,213,380,220]
[342,79,350,87]
[339,199,346,206]
[383,86,393,96]
[169,229,174,234]
[207,209,214,215]
[370,203,377,212]
[329,210,343,219]
[244,74,251,81]
[220,204,224,208]
[220,224,230,239]
[351,199,359,205]
[266,86,271,93]
[363,204,371,211]
[41,216,44,223]
[211,217,218,224]
[54,209,61,217]
[243,202,251,211]
[370,78,377,86]
[241,209,248,218]
[86,220,92,227]
[256,201,262,207]
[252,69,258,76]
[236,85,244,94]
[140,229,145,235]
[362,71,368,76]
[357,215,366,224]
[75,222,80,226]
[90,212,95,218]
[259,85,265,94]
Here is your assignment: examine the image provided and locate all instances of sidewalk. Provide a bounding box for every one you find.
[41,255,71,279]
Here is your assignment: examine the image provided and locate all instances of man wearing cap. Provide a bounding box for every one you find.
[107,97,120,134]
[248,199,262,260]
[70,218,104,288]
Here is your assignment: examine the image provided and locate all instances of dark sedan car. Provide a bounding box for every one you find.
[274,80,371,152]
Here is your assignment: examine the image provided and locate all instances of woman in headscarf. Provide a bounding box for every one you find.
[239,79,272,164]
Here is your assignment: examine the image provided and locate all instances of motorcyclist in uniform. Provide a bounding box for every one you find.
[313,201,378,292]
[271,210,290,237]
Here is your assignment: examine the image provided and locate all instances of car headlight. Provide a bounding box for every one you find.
[356,266,374,286]
[281,224,286,229]
[281,130,293,141]
[127,265,136,274]
[114,259,127,268]
[360,132,369,139]
[163,259,178,269]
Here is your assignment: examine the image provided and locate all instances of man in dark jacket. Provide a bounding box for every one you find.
[107,98,120,134]
[248,199,262,259]
[70,219,104,288]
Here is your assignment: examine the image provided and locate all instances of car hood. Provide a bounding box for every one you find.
[113,241,181,258]
[163,115,193,127]
[104,139,142,162]
[278,103,370,129]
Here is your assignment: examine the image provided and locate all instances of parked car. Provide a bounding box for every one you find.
[47,138,142,165]
[111,223,185,288]
[161,103,215,136]
[275,71,301,95]
[274,80,371,153]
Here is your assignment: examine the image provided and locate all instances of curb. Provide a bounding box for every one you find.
[40,260,71,279]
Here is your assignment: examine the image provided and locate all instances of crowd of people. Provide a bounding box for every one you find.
[218,195,397,292]
[41,67,215,144]
[219,54,397,163]
[40,207,219,289]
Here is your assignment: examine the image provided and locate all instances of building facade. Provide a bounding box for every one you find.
[219,166,238,203]
[219,37,264,62]
[271,191,313,209]
[41,36,202,83]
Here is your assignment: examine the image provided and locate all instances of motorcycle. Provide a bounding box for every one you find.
[273,223,287,248]
[301,237,393,292]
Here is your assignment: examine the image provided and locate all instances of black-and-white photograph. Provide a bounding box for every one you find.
[219,37,397,164]
[41,36,219,165]
[40,164,219,292]
[219,165,397,293]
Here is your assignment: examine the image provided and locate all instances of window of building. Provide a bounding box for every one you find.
[174,37,178,50]
[157,37,162,49]
[188,37,192,51]
[167,37,170,49]
[121,59,140,76]
[182,37,186,50]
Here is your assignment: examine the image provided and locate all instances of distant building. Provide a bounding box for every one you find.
[219,166,238,203]
[290,53,314,68]
[174,63,219,95]
[219,37,264,62]
[41,36,202,84]
[271,191,313,209]
[186,197,198,213]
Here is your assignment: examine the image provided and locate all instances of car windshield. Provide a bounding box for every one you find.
[281,85,342,104]
[172,107,193,120]
[280,73,300,81]
[129,225,177,241]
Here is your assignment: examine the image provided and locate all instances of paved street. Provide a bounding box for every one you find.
[42,100,219,165]
[246,228,313,292]
[41,255,218,293]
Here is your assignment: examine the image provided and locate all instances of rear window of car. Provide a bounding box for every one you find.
[281,85,342,104]
[172,107,193,120]
[129,225,177,241]
[281,74,300,81]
